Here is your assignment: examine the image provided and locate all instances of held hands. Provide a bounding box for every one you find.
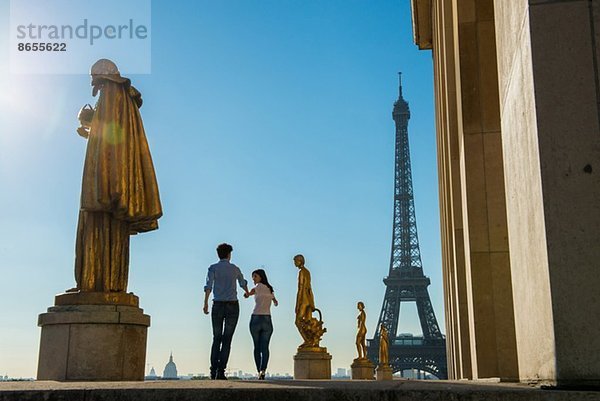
[243,291,251,299]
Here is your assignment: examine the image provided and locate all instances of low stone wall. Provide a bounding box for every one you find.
[1,380,599,401]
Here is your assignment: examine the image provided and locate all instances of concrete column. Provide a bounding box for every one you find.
[495,0,600,386]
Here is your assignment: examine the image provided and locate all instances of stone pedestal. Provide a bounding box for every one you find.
[376,364,393,381]
[293,348,332,379]
[351,358,375,380]
[37,292,150,381]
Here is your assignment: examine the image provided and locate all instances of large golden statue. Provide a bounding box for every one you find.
[72,59,162,293]
[355,302,368,359]
[379,323,389,366]
[293,254,326,350]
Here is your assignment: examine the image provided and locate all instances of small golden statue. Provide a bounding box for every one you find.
[72,59,162,293]
[379,323,390,366]
[355,302,368,359]
[375,323,393,380]
[294,254,326,350]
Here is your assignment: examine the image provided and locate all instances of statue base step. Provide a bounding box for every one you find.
[293,348,332,379]
[37,292,150,381]
[55,291,139,306]
[351,358,375,380]
[376,364,393,381]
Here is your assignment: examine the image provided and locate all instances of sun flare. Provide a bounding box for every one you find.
[0,77,32,115]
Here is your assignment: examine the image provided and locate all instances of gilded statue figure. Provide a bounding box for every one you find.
[72,59,162,293]
[355,302,368,360]
[294,254,326,350]
[379,323,389,366]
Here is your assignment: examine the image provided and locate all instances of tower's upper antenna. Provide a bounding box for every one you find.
[398,72,403,97]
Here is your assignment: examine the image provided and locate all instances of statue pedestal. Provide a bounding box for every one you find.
[293,348,332,379]
[351,358,375,380]
[376,364,393,381]
[37,292,150,381]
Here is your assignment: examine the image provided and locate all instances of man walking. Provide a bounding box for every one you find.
[204,243,249,380]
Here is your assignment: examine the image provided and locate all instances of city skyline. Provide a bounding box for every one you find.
[0,0,440,377]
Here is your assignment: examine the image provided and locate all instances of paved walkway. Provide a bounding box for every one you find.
[1,379,599,400]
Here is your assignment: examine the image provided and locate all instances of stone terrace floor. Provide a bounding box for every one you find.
[1,379,600,401]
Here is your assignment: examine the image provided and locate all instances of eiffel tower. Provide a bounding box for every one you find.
[367,73,447,379]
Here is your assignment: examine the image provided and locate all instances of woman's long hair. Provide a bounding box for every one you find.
[252,269,274,293]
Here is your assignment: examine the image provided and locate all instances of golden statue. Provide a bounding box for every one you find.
[355,301,368,359]
[379,323,389,366]
[72,59,162,293]
[294,254,326,350]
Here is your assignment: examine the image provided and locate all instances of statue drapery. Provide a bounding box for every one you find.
[74,59,162,292]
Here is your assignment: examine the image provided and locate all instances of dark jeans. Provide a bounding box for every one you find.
[211,301,240,374]
[249,314,273,372]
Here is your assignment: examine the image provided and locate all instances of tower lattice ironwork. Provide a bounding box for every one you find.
[367,73,447,379]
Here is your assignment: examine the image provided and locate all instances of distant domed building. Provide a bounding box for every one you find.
[163,353,178,379]
[145,366,158,381]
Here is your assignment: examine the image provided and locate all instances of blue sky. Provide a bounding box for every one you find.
[0,0,440,377]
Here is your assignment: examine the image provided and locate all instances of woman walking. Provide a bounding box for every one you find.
[244,269,279,380]
[245,269,278,380]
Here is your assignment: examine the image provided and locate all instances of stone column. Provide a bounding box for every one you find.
[431,0,473,380]
[450,0,519,381]
[415,0,520,381]
[37,292,150,381]
[495,0,600,386]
